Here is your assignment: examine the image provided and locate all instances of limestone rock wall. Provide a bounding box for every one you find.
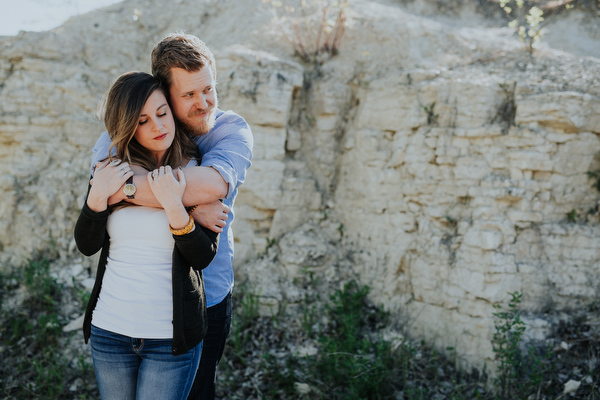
[331,64,600,364]
[1,0,599,369]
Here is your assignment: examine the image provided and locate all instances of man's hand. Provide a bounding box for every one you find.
[105,165,226,208]
[191,200,230,233]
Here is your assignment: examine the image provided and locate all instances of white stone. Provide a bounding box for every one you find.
[464,229,503,250]
[62,313,85,333]
[563,380,581,395]
[517,92,600,134]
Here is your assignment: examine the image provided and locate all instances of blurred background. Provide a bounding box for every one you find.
[2,0,123,36]
[1,0,599,398]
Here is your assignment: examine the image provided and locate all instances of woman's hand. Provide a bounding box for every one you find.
[148,166,191,231]
[87,160,133,212]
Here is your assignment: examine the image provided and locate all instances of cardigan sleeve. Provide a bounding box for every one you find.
[173,224,219,271]
[74,184,109,256]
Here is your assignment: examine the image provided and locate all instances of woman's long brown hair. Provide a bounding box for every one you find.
[101,71,198,171]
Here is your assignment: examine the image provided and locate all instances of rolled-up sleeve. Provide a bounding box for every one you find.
[198,112,253,200]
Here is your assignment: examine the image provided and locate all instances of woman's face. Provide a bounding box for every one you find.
[134,89,176,164]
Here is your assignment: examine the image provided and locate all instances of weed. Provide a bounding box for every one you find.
[459,194,473,205]
[218,280,599,399]
[23,258,60,310]
[301,293,319,338]
[74,276,91,306]
[263,0,354,64]
[337,222,344,237]
[446,215,458,226]
[302,282,398,398]
[568,209,578,222]
[587,169,600,191]
[0,257,98,399]
[229,284,261,365]
[492,291,527,398]
[264,236,277,254]
[492,82,517,134]
[424,102,439,125]
[491,291,556,400]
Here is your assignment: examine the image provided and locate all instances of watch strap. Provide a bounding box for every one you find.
[124,176,135,199]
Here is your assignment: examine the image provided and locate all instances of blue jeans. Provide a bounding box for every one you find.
[187,292,232,400]
[90,325,202,400]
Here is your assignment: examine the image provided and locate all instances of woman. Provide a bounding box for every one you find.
[74,71,218,400]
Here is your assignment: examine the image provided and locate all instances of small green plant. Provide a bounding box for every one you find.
[321,210,328,220]
[219,281,596,399]
[264,236,277,252]
[498,0,575,53]
[459,194,473,205]
[492,291,527,399]
[262,0,354,64]
[491,291,555,400]
[23,258,60,310]
[302,281,399,399]
[587,169,600,191]
[74,276,92,306]
[300,292,319,338]
[445,215,458,226]
[567,209,578,222]
[337,222,344,237]
[229,284,261,364]
[424,102,439,125]
[492,82,517,134]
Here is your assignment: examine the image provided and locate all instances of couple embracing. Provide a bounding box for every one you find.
[74,32,253,400]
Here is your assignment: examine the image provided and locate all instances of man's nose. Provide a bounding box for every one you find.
[194,94,208,110]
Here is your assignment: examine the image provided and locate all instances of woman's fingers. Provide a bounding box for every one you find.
[147,171,154,186]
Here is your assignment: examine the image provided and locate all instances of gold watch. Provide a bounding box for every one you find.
[123,176,136,199]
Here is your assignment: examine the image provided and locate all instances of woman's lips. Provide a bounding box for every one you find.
[154,133,168,140]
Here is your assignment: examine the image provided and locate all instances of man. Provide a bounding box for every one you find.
[90,33,253,400]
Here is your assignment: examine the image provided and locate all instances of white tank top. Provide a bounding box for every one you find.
[92,206,174,339]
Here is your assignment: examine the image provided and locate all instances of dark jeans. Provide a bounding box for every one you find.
[187,292,232,400]
[90,325,201,400]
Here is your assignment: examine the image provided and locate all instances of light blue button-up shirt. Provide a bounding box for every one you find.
[91,109,253,307]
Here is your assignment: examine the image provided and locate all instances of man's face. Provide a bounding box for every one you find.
[168,66,218,136]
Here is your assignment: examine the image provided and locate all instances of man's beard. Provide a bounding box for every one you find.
[179,108,217,136]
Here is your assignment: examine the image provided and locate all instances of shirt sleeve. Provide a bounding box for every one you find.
[90,131,112,175]
[199,113,253,199]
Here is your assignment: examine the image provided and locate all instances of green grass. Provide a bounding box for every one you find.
[2,255,599,399]
[0,257,98,399]
[218,280,600,400]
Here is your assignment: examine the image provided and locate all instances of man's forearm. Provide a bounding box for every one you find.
[108,166,228,207]
[181,166,228,205]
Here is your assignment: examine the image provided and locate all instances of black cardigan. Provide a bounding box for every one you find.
[74,195,219,355]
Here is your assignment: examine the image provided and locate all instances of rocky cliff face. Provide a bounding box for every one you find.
[1,0,599,369]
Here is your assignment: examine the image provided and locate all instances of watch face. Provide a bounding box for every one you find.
[123,184,136,196]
